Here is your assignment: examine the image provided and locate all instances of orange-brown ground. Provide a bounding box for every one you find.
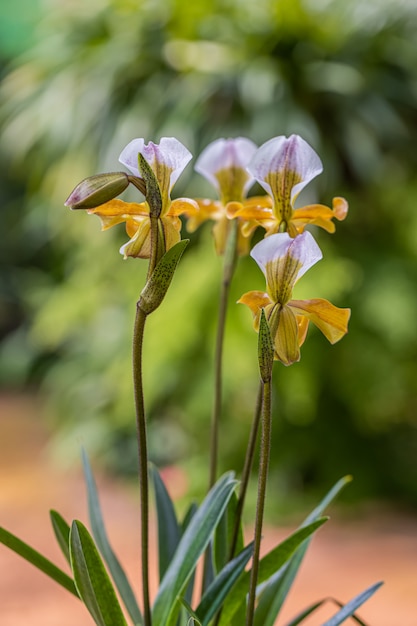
[0,394,416,625]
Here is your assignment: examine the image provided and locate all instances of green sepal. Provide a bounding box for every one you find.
[258,308,274,382]
[139,239,189,314]
[70,520,128,626]
[50,510,71,564]
[0,526,77,597]
[64,172,129,209]
[138,153,163,217]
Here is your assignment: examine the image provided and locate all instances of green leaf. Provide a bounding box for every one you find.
[196,543,254,626]
[179,597,203,625]
[0,526,77,596]
[152,472,237,626]
[50,510,71,564]
[181,502,198,606]
[218,518,328,626]
[322,582,383,626]
[284,597,371,626]
[139,239,189,314]
[151,465,181,581]
[70,520,128,626]
[213,490,244,575]
[82,450,143,626]
[254,476,352,625]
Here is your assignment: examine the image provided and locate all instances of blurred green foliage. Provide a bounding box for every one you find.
[1,0,417,508]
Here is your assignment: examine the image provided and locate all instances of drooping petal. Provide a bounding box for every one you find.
[195,137,257,202]
[169,197,200,217]
[238,290,273,319]
[250,232,322,303]
[272,304,300,365]
[88,199,149,230]
[248,135,323,203]
[120,219,151,259]
[292,197,349,234]
[289,298,351,344]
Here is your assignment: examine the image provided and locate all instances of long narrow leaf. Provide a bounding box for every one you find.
[0,526,78,596]
[218,518,327,626]
[70,520,128,626]
[214,490,244,574]
[82,450,143,626]
[151,465,181,581]
[285,597,371,626]
[179,598,203,625]
[254,476,352,625]
[196,543,254,626]
[152,472,237,626]
[322,582,383,626]
[50,510,71,564]
[181,502,198,606]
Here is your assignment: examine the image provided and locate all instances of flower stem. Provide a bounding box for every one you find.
[246,377,272,626]
[133,304,152,626]
[208,219,239,489]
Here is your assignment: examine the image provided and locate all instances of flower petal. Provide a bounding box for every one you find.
[169,197,200,217]
[289,298,351,344]
[238,290,272,320]
[195,137,257,201]
[88,199,148,230]
[119,137,192,191]
[272,304,300,365]
[120,219,151,259]
[250,231,322,294]
[247,135,323,205]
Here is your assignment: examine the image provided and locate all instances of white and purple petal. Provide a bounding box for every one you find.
[250,231,322,283]
[247,135,323,204]
[119,137,192,189]
[195,137,257,196]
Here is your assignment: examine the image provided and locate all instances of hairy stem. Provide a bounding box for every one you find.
[246,378,272,626]
[133,305,152,626]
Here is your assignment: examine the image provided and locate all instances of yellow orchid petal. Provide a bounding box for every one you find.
[273,304,300,365]
[88,199,148,230]
[169,197,200,216]
[120,219,152,259]
[161,215,182,251]
[212,216,229,255]
[297,315,309,346]
[289,298,351,344]
[238,290,273,324]
[232,204,273,221]
[332,196,349,220]
[292,197,348,233]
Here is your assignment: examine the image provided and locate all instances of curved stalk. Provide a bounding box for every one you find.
[246,378,272,626]
[133,305,152,626]
[208,219,239,488]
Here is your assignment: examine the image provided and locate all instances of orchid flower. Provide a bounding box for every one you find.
[87,137,198,258]
[233,134,348,238]
[239,232,350,365]
[186,137,266,255]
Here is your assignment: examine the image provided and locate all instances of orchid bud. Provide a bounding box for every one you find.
[65,172,130,210]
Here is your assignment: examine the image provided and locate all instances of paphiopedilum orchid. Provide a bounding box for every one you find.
[84,137,198,258]
[187,137,267,255]
[232,134,348,238]
[239,232,350,365]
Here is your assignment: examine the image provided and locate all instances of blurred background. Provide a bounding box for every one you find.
[1,0,417,516]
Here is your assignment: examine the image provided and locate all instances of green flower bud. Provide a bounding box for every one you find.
[65,172,130,210]
[139,239,189,314]
[258,309,274,382]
